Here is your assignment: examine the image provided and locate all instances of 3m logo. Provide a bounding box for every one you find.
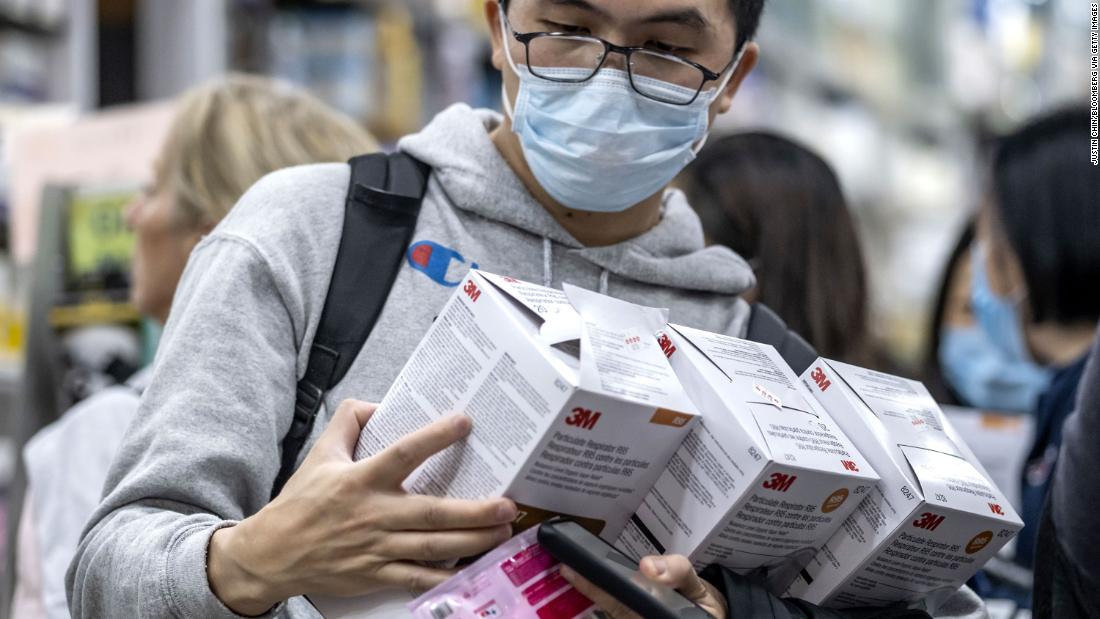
[762,472,797,493]
[565,407,602,431]
[810,367,831,392]
[841,460,860,472]
[657,332,677,358]
[989,503,1005,516]
[463,279,481,303]
[913,512,946,531]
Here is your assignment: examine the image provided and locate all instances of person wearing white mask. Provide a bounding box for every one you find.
[69,2,985,618]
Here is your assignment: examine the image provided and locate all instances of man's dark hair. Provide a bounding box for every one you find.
[502,1,766,53]
[680,131,872,365]
[991,105,1100,325]
[728,0,765,51]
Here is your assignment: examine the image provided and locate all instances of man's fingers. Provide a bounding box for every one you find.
[362,415,472,487]
[372,561,457,594]
[640,555,710,602]
[380,525,512,561]
[376,493,516,531]
[312,400,378,459]
[559,566,638,619]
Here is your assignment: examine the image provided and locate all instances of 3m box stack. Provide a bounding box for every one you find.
[787,359,1024,611]
[616,325,878,591]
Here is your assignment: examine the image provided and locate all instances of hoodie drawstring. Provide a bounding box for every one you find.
[542,237,553,288]
[543,236,610,294]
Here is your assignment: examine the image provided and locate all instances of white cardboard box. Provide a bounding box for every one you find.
[615,325,878,592]
[786,359,1024,611]
[354,270,698,542]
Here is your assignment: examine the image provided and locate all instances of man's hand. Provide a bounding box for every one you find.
[207,400,516,616]
[560,555,727,619]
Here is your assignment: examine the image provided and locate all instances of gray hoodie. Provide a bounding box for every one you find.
[65,104,755,618]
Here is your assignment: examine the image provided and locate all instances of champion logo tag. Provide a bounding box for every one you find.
[406,240,479,287]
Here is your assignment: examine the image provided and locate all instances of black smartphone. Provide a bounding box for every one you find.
[537,518,715,619]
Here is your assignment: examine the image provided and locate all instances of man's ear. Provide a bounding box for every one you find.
[717,41,759,115]
[485,0,506,72]
[192,219,216,241]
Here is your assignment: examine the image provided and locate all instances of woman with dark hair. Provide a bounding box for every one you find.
[971,106,1100,577]
[678,131,873,365]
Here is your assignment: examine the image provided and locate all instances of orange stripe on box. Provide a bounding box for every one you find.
[649,408,695,427]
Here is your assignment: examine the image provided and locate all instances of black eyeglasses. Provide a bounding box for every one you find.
[503,15,729,105]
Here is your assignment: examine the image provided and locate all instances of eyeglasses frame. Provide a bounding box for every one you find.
[504,20,732,106]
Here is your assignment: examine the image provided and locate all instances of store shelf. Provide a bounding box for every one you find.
[0,9,63,38]
[49,300,139,329]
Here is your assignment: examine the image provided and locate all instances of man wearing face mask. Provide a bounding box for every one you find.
[68,2,985,618]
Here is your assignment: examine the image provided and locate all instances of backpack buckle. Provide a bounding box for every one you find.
[290,381,325,437]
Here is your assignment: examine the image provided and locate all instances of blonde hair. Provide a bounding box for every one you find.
[158,73,379,227]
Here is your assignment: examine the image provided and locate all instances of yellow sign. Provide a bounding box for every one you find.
[67,188,136,282]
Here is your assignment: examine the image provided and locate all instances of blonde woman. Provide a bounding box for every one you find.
[12,74,377,619]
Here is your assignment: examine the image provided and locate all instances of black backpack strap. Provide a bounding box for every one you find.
[271,152,430,498]
[745,303,818,375]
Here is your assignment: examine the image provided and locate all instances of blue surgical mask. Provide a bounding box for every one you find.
[499,12,739,213]
[939,325,1051,412]
[939,244,1051,412]
[970,242,1033,362]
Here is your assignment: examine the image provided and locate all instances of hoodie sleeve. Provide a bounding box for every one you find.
[1041,327,1100,616]
[66,233,301,618]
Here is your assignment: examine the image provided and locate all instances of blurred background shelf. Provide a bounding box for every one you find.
[0,10,64,37]
[0,0,1090,432]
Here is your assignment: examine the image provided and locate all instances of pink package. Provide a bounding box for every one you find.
[408,527,598,619]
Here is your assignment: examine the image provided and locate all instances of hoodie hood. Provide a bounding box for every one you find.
[398,103,754,296]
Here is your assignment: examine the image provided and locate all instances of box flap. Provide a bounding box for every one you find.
[898,446,1021,523]
[667,324,799,452]
[743,382,874,479]
[477,271,581,345]
[824,360,961,458]
[563,284,694,414]
[668,324,799,393]
[667,325,873,479]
